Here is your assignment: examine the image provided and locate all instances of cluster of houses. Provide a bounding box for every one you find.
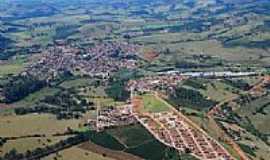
[127,75,186,94]
[25,42,140,81]
[135,111,234,160]
[95,105,136,131]
[79,42,139,77]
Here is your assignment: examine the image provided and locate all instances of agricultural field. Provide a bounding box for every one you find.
[42,146,113,160]
[0,57,27,76]
[1,136,70,156]
[0,114,81,137]
[82,124,197,160]
[0,113,83,156]
[107,125,154,148]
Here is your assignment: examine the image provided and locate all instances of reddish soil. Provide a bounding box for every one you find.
[131,96,143,113]
[143,50,159,61]
[0,103,9,109]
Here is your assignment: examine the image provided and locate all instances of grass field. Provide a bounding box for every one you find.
[133,34,270,64]
[58,78,92,89]
[12,87,60,108]
[0,113,84,156]
[236,95,270,134]
[0,114,81,137]
[199,80,238,102]
[221,121,270,160]
[77,85,125,107]
[0,57,27,76]
[0,136,70,156]
[42,146,113,160]
[141,94,170,113]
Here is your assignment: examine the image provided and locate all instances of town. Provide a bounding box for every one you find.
[25,41,140,81]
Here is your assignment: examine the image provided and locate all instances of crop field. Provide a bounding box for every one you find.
[0,114,81,137]
[42,146,113,160]
[107,124,154,148]
[0,113,84,156]
[0,57,27,76]
[0,63,26,76]
[0,136,70,156]
[80,124,194,160]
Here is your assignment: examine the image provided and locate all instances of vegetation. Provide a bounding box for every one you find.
[183,79,207,90]
[141,94,170,113]
[88,130,125,151]
[223,79,250,91]
[238,143,256,157]
[13,88,94,119]
[106,69,141,101]
[169,87,217,110]
[42,147,113,160]
[107,124,154,147]
[1,75,46,103]
[0,131,91,160]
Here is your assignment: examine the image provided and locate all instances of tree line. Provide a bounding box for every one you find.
[1,75,46,103]
[0,132,90,160]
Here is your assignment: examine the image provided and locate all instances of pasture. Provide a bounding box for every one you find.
[141,94,171,113]
[0,114,81,137]
[42,146,113,160]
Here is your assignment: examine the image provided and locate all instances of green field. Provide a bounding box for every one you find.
[42,146,113,160]
[141,94,170,113]
[1,136,70,156]
[199,80,238,102]
[0,114,81,137]
[236,95,270,134]
[58,78,92,89]
[107,124,154,148]
[0,57,27,76]
[85,124,198,160]
[12,87,60,108]
[0,113,83,156]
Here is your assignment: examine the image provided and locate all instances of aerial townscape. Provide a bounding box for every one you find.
[0,0,270,160]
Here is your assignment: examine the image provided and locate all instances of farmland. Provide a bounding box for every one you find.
[0,114,81,137]
[42,146,113,160]
[0,113,82,156]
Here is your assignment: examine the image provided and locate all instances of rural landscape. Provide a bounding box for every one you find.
[0,0,270,160]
